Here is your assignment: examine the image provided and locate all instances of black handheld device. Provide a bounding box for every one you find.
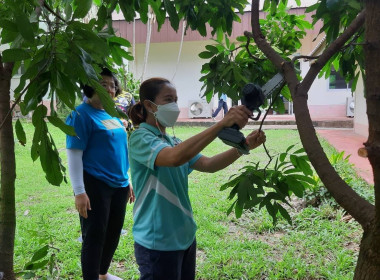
[217,73,285,154]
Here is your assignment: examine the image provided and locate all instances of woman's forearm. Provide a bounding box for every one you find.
[156,122,224,166]
[193,148,242,173]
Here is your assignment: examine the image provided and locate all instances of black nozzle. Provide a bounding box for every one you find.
[241,83,265,112]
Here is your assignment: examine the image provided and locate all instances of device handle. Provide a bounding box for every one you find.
[231,124,240,130]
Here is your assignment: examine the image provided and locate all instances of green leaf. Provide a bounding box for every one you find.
[305,3,319,13]
[96,5,107,30]
[15,119,27,146]
[2,48,31,62]
[14,11,35,43]
[39,135,64,186]
[164,0,180,32]
[89,79,118,117]
[235,202,243,218]
[286,144,295,153]
[216,27,224,43]
[347,0,361,10]
[265,201,278,224]
[0,19,18,32]
[279,153,287,162]
[78,48,98,81]
[205,45,219,54]
[119,0,137,22]
[24,259,49,270]
[287,174,316,186]
[277,203,292,225]
[47,116,76,136]
[22,272,35,279]
[285,177,305,197]
[73,0,93,19]
[108,36,132,47]
[1,28,18,44]
[31,245,49,262]
[237,176,251,207]
[297,157,313,176]
[326,0,340,10]
[198,51,214,59]
[110,45,123,65]
[293,147,305,154]
[64,0,73,20]
[226,200,237,216]
[244,197,262,208]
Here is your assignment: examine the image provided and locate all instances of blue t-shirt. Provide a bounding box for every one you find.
[221,93,227,102]
[129,123,202,251]
[66,103,129,188]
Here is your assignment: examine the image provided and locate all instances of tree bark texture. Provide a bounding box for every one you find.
[0,61,16,280]
[354,228,380,280]
[353,1,380,278]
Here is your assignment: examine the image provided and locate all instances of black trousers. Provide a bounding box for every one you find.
[80,171,129,280]
[134,239,197,280]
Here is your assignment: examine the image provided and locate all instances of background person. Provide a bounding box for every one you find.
[66,68,134,280]
[114,90,136,133]
[212,93,228,120]
[128,77,266,280]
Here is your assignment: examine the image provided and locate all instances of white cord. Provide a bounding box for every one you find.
[131,17,136,74]
[172,20,186,81]
[141,5,154,81]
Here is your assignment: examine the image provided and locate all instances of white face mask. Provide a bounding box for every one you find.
[150,101,180,127]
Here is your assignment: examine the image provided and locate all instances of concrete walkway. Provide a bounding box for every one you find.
[178,115,373,185]
[317,129,373,185]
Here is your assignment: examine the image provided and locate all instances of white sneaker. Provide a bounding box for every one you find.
[99,273,123,280]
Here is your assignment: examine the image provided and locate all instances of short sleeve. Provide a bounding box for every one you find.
[188,154,202,174]
[66,110,91,150]
[129,129,169,170]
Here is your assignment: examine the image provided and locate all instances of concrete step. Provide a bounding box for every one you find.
[177,118,354,129]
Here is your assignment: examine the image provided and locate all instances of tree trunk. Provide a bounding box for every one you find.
[354,1,380,277]
[354,228,380,279]
[0,62,16,280]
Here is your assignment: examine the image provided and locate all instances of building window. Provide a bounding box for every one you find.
[329,69,352,89]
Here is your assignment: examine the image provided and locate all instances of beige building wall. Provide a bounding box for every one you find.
[354,74,368,137]
[133,40,230,118]
[300,60,353,117]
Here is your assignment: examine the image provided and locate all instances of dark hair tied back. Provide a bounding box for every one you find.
[129,77,172,126]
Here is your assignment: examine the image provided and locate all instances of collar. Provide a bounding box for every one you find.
[140,122,162,136]
[139,122,175,146]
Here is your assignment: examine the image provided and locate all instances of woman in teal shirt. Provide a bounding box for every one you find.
[128,77,266,280]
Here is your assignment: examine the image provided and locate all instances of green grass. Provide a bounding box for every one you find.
[13,123,371,279]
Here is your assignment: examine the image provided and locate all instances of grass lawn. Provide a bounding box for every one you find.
[13,123,371,279]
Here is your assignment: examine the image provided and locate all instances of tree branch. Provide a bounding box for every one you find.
[250,1,286,69]
[300,10,365,94]
[244,36,264,61]
[42,1,67,23]
[249,1,374,229]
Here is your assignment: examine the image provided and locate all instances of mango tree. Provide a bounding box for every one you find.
[199,0,378,278]
[0,0,378,279]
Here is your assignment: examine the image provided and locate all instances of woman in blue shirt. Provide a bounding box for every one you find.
[66,68,134,280]
[128,77,266,280]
